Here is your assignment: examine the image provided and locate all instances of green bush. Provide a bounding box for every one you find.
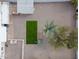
[71,0,78,8]
[44,22,78,49]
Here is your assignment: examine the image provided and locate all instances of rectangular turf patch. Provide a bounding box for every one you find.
[26,21,37,44]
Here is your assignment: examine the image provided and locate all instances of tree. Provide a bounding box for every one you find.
[44,22,78,49]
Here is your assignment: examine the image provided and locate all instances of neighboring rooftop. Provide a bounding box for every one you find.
[0,0,70,2]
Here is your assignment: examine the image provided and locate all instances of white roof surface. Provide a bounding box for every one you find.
[0,2,8,42]
[0,26,7,42]
[6,0,70,2]
[17,0,34,14]
[0,10,7,42]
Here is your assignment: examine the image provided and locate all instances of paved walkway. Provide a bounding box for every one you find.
[24,38,75,59]
[5,40,75,59]
[5,40,22,59]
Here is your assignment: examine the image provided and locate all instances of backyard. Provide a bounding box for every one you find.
[7,1,77,59]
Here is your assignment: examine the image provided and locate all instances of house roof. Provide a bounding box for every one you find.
[0,0,70,3]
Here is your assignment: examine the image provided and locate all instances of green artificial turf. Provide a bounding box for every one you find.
[26,21,37,44]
